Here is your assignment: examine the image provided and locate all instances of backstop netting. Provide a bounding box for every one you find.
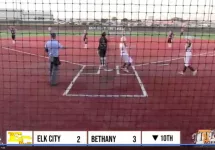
[0,0,215,145]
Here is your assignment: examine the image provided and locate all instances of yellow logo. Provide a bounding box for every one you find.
[192,130,215,144]
[7,131,32,144]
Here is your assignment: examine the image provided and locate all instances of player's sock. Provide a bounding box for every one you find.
[183,66,187,73]
[193,70,198,76]
[127,63,131,69]
[103,57,106,66]
[100,57,103,66]
[123,68,129,73]
[84,44,87,48]
[101,57,104,66]
[121,63,126,69]
[12,40,15,44]
[188,66,195,71]
[179,66,187,75]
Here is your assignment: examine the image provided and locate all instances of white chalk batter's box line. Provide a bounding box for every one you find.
[63,65,148,98]
[81,65,135,76]
[1,47,147,98]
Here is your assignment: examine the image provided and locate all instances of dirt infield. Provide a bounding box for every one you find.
[0,35,215,144]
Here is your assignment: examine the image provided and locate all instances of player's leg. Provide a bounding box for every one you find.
[179,55,189,75]
[84,39,88,48]
[103,57,106,66]
[179,53,197,75]
[121,54,126,69]
[99,50,104,67]
[100,57,103,67]
[125,62,131,70]
[50,57,60,86]
[187,55,197,76]
[50,63,53,76]
[49,56,54,76]
[127,57,133,69]
[121,55,126,68]
[100,57,105,67]
[50,65,59,86]
[168,38,172,48]
[121,63,126,69]
[122,55,130,73]
[12,34,15,44]
[103,50,107,67]
[125,57,132,71]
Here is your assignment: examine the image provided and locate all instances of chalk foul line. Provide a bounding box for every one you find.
[134,51,215,67]
[1,47,84,67]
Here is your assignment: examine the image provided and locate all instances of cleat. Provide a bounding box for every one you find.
[193,70,197,76]
[123,68,129,73]
[178,71,184,75]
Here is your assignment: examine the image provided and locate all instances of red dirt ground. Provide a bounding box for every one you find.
[0,35,215,144]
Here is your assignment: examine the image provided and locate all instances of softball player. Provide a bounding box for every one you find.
[178,39,197,76]
[8,26,16,44]
[83,30,88,48]
[120,36,133,73]
[167,30,174,48]
[98,32,108,68]
[180,28,184,36]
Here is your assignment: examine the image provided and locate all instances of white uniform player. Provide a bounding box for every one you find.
[120,36,133,73]
[178,39,197,76]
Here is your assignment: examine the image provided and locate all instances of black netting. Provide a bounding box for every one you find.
[0,0,215,146]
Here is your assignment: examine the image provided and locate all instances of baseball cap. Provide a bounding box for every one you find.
[51,33,56,38]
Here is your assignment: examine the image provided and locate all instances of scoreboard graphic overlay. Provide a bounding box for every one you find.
[4,131,181,146]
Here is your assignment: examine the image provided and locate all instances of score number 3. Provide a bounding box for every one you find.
[133,136,136,142]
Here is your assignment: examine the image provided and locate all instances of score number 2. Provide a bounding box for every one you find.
[77,136,80,143]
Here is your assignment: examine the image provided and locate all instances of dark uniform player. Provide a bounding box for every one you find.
[180,28,184,36]
[9,26,16,44]
[167,30,174,48]
[83,30,88,48]
[98,32,108,68]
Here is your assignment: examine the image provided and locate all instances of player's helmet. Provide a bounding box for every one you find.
[102,32,106,37]
[120,36,126,42]
[48,27,52,31]
[187,39,191,43]
[51,33,56,38]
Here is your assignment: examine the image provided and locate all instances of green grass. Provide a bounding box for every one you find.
[1,30,215,40]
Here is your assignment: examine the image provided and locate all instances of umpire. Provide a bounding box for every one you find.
[45,33,66,86]
[98,32,108,68]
